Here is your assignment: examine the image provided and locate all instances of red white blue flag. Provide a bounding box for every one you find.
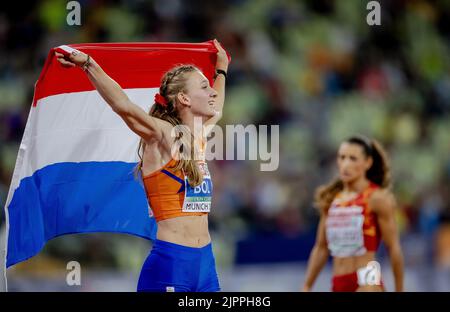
[4,41,220,270]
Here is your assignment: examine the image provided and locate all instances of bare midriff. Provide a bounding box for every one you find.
[156,214,211,248]
[332,251,376,275]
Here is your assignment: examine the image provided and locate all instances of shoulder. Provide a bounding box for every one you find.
[369,188,396,215]
[154,116,176,134]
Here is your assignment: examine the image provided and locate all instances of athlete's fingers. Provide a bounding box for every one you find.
[213,39,229,69]
[213,39,226,55]
[58,58,76,67]
[55,51,76,67]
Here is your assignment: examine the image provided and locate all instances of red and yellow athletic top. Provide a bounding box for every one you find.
[325,182,381,257]
[142,159,213,222]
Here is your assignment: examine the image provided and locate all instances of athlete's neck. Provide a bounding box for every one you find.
[181,115,206,139]
[343,177,370,194]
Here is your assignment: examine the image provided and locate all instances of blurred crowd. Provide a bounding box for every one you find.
[1,0,450,277]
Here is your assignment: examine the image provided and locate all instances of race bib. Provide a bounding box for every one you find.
[326,205,366,257]
[182,161,213,212]
[357,261,381,286]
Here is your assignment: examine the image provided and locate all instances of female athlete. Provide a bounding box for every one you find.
[56,39,229,292]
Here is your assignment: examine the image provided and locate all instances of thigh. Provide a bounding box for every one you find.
[137,250,195,292]
[197,250,221,292]
[197,268,220,292]
[356,285,384,292]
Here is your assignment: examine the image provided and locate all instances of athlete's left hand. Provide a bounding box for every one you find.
[213,39,229,72]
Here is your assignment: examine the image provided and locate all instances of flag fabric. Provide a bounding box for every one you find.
[3,41,221,268]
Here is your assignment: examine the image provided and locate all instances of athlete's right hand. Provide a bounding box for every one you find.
[55,49,88,68]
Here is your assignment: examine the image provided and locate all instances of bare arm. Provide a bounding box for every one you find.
[370,189,404,292]
[205,39,229,131]
[302,214,330,291]
[55,50,173,148]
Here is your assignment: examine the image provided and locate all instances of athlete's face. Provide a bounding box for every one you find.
[337,142,373,184]
[181,70,218,119]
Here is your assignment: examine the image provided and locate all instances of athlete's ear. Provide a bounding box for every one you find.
[177,92,191,107]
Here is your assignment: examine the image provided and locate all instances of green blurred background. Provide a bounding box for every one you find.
[1,0,450,291]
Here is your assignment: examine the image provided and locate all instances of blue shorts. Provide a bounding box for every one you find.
[137,239,221,292]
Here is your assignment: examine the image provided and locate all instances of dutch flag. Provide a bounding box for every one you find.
[2,41,220,286]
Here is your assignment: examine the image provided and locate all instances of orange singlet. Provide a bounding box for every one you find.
[142,138,213,222]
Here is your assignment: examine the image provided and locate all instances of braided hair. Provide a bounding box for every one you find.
[135,64,203,187]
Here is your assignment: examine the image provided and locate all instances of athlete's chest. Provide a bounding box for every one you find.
[325,194,371,257]
[182,161,213,213]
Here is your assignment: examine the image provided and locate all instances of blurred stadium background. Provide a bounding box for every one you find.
[1,0,450,291]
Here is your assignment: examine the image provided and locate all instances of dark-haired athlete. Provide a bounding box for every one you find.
[302,136,404,292]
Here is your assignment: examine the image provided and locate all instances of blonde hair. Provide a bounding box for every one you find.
[134,64,203,187]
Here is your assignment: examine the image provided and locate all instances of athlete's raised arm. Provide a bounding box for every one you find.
[204,39,229,132]
[55,49,173,149]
